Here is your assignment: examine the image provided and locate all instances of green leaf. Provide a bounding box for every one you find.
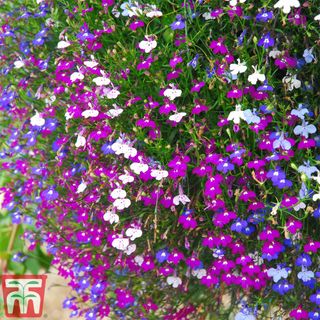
[25,258,40,275]
[10,294,22,299]
[26,280,39,286]
[25,294,37,298]
[8,280,21,285]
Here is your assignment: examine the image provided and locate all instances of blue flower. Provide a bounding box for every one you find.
[188,54,199,69]
[258,32,274,48]
[296,254,312,267]
[310,292,320,305]
[303,48,315,63]
[156,249,169,263]
[170,15,186,30]
[309,310,320,320]
[256,9,273,22]
[272,280,294,295]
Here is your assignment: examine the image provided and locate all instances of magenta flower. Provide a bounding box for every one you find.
[167,250,184,265]
[227,86,243,99]
[286,218,303,234]
[289,306,308,320]
[209,38,228,54]
[178,214,198,229]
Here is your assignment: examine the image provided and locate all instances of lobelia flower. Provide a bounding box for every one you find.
[294,120,316,138]
[274,0,300,14]
[163,84,182,101]
[178,213,197,229]
[173,185,191,206]
[282,74,301,91]
[138,36,157,53]
[258,32,274,48]
[230,59,247,75]
[188,54,199,68]
[256,9,273,22]
[310,292,320,305]
[303,48,315,63]
[272,280,294,295]
[170,15,185,30]
[247,66,266,85]
[227,104,245,123]
[209,38,228,55]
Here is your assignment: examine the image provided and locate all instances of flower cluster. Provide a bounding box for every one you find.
[0,0,319,319]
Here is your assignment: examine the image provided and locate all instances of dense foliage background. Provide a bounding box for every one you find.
[0,0,320,319]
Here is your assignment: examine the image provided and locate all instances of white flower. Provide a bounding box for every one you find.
[92,76,110,86]
[70,69,84,82]
[30,111,45,127]
[106,88,120,99]
[230,59,247,75]
[202,11,214,20]
[229,0,246,6]
[57,40,71,49]
[169,112,186,123]
[119,173,134,184]
[274,0,300,14]
[130,162,149,174]
[145,5,163,17]
[227,104,245,124]
[150,169,168,181]
[248,65,266,85]
[110,188,127,199]
[112,237,129,251]
[113,198,131,210]
[111,142,137,158]
[76,181,87,194]
[163,87,182,101]
[282,74,301,91]
[13,59,25,69]
[167,276,182,288]
[315,14,320,21]
[138,38,157,53]
[81,109,99,118]
[75,134,86,148]
[107,107,123,118]
[84,57,98,68]
[125,228,143,241]
[173,194,191,206]
[134,255,144,266]
[192,268,207,279]
[124,244,136,255]
[269,49,281,58]
[103,210,119,224]
[313,190,320,202]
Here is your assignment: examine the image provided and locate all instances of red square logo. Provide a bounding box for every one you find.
[1,275,47,318]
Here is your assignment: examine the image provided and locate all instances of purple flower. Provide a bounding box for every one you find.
[309,310,320,320]
[272,280,294,295]
[217,158,234,174]
[256,9,273,22]
[296,254,312,267]
[41,187,58,201]
[258,32,274,48]
[188,54,199,68]
[266,166,285,182]
[156,249,169,263]
[170,14,185,30]
[310,292,320,305]
[231,219,247,232]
